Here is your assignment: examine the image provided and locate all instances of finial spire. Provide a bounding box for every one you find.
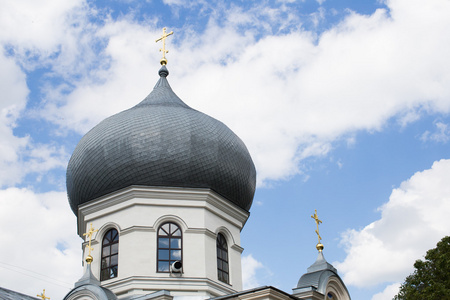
[311,209,324,252]
[155,27,174,66]
[37,289,50,300]
[83,223,98,264]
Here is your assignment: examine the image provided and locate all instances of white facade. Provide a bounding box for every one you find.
[77,186,249,299]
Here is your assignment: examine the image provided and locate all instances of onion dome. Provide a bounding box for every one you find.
[294,251,350,298]
[66,66,256,214]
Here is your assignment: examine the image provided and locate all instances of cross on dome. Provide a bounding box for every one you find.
[311,209,324,252]
[83,223,98,264]
[37,289,50,300]
[155,27,174,65]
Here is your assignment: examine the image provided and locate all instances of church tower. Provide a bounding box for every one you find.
[65,30,256,299]
[292,211,351,300]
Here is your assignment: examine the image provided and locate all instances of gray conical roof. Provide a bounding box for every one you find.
[294,251,350,298]
[64,263,117,300]
[67,66,256,214]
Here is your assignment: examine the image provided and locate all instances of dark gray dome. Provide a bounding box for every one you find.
[66,66,256,214]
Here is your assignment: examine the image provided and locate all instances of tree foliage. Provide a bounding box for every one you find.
[394,236,450,299]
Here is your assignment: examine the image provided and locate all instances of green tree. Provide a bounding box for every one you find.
[394,236,450,300]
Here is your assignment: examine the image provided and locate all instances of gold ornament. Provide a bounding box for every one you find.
[83,223,98,264]
[311,209,324,252]
[155,27,174,65]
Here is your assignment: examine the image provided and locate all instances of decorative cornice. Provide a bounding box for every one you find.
[231,244,244,253]
[78,186,249,237]
[185,228,217,239]
[121,226,156,236]
[101,275,238,296]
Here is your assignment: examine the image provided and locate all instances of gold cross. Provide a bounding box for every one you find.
[83,223,98,264]
[37,289,50,300]
[311,209,323,245]
[155,27,174,65]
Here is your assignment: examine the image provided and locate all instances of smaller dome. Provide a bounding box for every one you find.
[294,251,350,299]
[66,66,256,214]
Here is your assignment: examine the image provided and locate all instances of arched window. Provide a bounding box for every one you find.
[157,222,182,272]
[101,228,119,281]
[217,233,229,283]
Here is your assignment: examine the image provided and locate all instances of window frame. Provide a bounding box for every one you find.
[100,228,119,281]
[216,233,229,284]
[157,222,183,273]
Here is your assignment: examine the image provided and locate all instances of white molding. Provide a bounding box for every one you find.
[102,276,238,297]
[153,215,189,232]
[215,227,236,246]
[230,244,244,253]
[78,186,249,237]
[185,228,217,239]
[120,225,156,236]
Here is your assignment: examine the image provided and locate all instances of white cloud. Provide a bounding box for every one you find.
[0,0,91,187]
[242,254,264,290]
[371,283,401,300]
[0,0,86,53]
[0,187,81,299]
[0,52,29,186]
[421,122,450,143]
[26,144,69,174]
[310,7,326,27]
[336,159,450,294]
[41,19,162,133]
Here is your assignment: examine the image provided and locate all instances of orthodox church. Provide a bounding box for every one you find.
[0,29,350,300]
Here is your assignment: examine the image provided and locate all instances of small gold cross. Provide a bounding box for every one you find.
[83,223,98,263]
[155,27,174,65]
[37,289,50,300]
[311,210,323,248]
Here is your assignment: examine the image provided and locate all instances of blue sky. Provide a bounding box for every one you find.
[1,0,450,299]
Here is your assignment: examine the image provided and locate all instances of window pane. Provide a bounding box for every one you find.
[223,261,228,271]
[224,273,229,283]
[111,230,119,242]
[111,254,118,266]
[111,243,118,254]
[222,251,228,261]
[172,228,181,236]
[159,238,169,248]
[111,266,118,278]
[158,261,169,272]
[102,246,110,256]
[101,269,109,280]
[162,223,170,234]
[103,230,111,245]
[171,238,181,248]
[159,250,169,260]
[217,259,222,270]
[171,250,181,260]
[102,257,110,268]
[218,234,227,248]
